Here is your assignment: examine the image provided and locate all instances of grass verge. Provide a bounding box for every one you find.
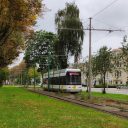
[79,91,128,102]
[0,87,128,128]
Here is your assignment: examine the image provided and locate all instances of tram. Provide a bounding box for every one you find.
[43,68,82,92]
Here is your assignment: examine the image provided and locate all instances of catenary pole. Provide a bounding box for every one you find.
[58,20,123,99]
[88,17,92,99]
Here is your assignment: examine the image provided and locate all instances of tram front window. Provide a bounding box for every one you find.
[67,72,81,85]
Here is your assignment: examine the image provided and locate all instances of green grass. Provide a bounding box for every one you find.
[80,91,128,102]
[0,87,128,128]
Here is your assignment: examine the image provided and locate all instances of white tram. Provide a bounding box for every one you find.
[43,68,82,92]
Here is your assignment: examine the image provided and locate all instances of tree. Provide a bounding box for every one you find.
[83,56,99,91]
[73,56,98,92]
[24,31,59,78]
[28,67,40,85]
[0,67,9,86]
[0,0,42,68]
[122,35,128,73]
[9,61,27,85]
[55,2,84,67]
[0,31,25,68]
[0,0,42,45]
[94,46,112,94]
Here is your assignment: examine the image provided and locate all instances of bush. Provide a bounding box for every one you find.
[94,85,104,88]
[95,85,117,88]
[0,82,3,87]
[107,85,116,88]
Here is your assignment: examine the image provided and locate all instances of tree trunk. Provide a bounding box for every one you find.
[102,73,106,94]
[74,54,78,64]
[86,78,89,92]
[41,72,44,88]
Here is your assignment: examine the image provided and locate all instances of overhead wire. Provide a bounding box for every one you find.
[93,32,112,45]
[82,0,120,28]
[93,19,121,30]
[92,0,120,18]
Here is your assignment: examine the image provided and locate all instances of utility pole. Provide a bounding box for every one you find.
[58,24,123,99]
[87,17,123,99]
[88,17,92,99]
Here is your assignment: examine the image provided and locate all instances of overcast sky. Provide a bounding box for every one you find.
[11,0,128,66]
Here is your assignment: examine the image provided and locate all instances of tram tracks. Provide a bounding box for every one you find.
[27,88,128,119]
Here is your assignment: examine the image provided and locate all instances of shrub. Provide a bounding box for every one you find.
[94,85,104,88]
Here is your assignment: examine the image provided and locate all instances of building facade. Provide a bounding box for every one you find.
[76,48,128,86]
[106,48,128,85]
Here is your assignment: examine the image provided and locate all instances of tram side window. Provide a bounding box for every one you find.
[60,76,66,85]
[50,76,66,85]
[50,77,59,85]
[50,77,54,84]
[51,77,57,85]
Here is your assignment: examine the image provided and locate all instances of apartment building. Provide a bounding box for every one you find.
[75,48,128,86]
[107,48,128,85]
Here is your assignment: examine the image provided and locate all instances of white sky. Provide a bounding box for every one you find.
[10,0,128,67]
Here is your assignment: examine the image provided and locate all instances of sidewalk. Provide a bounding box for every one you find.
[82,87,128,95]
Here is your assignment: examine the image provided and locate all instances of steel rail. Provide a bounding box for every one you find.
[28,89,128,119]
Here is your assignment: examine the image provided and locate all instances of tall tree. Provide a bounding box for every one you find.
[94,46,112,93]
[9,61,27,85]
[0,31,24,68]
[0,0,42,45]
[0,0,42,68]
[55,2,84,67]
[28,67,41,85]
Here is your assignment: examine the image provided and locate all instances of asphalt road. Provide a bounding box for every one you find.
[82,87,128,95]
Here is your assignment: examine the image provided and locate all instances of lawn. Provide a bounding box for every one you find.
[0,87,128,128]
[80,91,128,102]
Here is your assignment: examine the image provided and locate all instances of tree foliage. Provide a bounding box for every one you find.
[10,61,26,77]
[0,0,42,68]
[122,36,128,73]
[0,31,25,68]
[28,67,40,79]
[93,46,112,93]
[55,2,84,66]
[24,31,58,74]
[0,67,9,86]
[9,61,26,85]
[0,0,42,45]
[9,61,41,85]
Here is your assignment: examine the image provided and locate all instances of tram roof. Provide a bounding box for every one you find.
[49,68,81,74]
[65,68,81,72]
[43,68,81,78]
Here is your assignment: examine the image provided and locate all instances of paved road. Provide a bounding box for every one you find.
[82,87,128,95]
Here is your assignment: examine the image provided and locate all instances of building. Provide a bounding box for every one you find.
[107,48,128,85]
[76,48,128,86]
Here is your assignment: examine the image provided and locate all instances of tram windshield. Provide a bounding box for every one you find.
[66,72,81,85]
